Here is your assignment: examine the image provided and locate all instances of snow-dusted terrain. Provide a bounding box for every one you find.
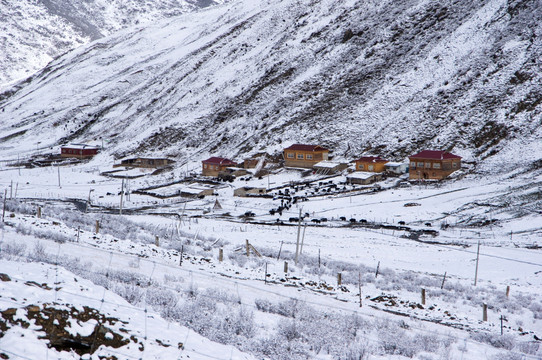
[0,0,227,86]
[1,0,541,358]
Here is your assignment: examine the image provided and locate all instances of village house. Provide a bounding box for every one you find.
[234,186,267,197]
[346,171,382,185]
[179,183,216,198]
[202,157,237,176]
[385,162,408,175]
[312,160,348,175]
[283,144,329,168]
[114,157,175,169]
[409,150,462,180]
[60,144,99,159]
[354,156,388,172]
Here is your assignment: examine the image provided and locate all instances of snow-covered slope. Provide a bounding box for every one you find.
[1,0,541,173]
[0,0,226,86]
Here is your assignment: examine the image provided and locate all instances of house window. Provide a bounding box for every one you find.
[433,163,441,169]
[410,161,416,168]
[203,164,207,169]
[306,154,313,160]
[287,153,294,159]
[297,154,304,159]
[425,162,431,168]
[417,162,424,168]
[368,165,374,171]
[359,164,365,170]
[452,162,458,168]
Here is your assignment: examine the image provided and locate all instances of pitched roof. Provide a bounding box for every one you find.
[284,144,328,152]
[202,157,236,165]
[409,150,461,160]
[355,156,388,163]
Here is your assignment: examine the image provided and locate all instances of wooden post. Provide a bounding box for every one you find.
[219,248,223,262]
[474,240,480,286]
[300,224,307,254]
[246,239,250,257]
[483,303,488,321]
[10,181,13,199]
[37,206,41,219]
[155,235,159,247]
[284,261,288,273]
[375,261,380,278]
[179,245,184,266]
[318,248,321,269]
[441,272,447,289]
[500,315,504,335]
[358,272,362,308]
[337,272,342,286]
[421,288,426,305]
[2,189,6,223]
[77,226,80,242]
[506,285,510,297]
[264,263,268,284]
[295,209,302,265]
[119,179,124,215]
[95,220,99,234]
[57,165,61,188]
[277,240,283,260]
[14,183,18,199]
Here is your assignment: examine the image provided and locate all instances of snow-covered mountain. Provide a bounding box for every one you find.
[0,0,226,86]
[1,0,541,174]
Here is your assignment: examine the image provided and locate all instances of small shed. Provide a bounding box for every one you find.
[234,187,267,197]
[346,172,382,185]
[312,161,348,175]
[60,144,99,159]
[385,162,408,175]
[179,183,216,198]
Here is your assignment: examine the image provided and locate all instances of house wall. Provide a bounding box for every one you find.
[408,159,461,180]
[60,148,98,158]
[355,161,387,173]
[202,163,229,176]
[283,150,328,168]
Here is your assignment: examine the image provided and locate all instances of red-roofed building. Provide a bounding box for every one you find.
[202,157,237,176]
[60,144,99,159]
[354,156,388,173]
[409,150,461,180]
[283,144,329,168]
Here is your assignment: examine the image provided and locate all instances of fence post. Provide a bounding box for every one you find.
[441,272,447,289]
[219,248,223,262]
[483,303,488,321]
[37,206,42,219]
[506,285,510,298]
[375,261,380,278]
[155,236,159,247]
[2,189,6,223]
[284,261,288,273]
[421,288,426,305]
[337,272,342,286]
[246,239,250,257]
[358,272,362,308]
[95,220,99,234]
[179,245,184,266]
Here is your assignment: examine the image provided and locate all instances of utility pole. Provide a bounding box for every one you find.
[119,179,124,215]
[295,208,302,265]
[474,239,481,286]
[57,163,61,188]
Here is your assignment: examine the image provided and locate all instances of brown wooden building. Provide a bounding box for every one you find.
[202,157,236,176]
[283,144,329,168]
[60,144,99,159]
[114,157,175,169]
[354,156,388,173]
[409,150,461,180]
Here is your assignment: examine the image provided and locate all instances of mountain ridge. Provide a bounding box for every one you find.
[1,0,541,174]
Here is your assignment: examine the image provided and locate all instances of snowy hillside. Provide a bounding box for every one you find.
[1,0,541,175]
[0,0,226,86]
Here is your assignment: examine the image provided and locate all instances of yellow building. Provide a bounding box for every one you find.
[354,156,388,173]
[283,144,329,168]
